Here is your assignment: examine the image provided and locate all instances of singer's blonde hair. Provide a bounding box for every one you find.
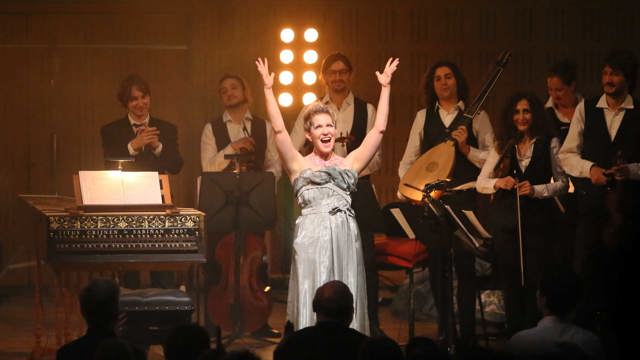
[302,103,336,132]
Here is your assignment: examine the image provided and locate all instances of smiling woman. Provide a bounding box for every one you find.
[476,92,568,335]
[256,56,398,333]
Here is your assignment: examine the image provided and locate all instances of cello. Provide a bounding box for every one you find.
[205,153,272,337]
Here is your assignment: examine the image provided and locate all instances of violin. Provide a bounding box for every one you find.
[335,132,355,146]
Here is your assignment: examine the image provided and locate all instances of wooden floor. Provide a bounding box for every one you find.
[0,269,447,360]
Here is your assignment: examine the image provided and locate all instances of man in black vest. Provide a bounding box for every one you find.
[290,52,384,336]
[559,49,640,356]
[398,60,494,350]
[100,74,183,289]
[200,74,281,338]
[200,74,280,176]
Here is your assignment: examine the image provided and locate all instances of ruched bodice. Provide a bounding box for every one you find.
[286,167,369,334]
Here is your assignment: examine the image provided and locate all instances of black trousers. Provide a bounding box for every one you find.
[351,177,384,330]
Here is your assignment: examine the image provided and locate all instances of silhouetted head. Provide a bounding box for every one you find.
[312,280,354,325]
[79,278,120,330]
[538,266,582,319]
[163,324,211,360]
[358,336,404,360]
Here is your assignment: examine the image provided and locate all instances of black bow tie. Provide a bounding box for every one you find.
[132,122,146,128]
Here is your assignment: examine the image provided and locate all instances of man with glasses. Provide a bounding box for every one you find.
[290,52,384,336]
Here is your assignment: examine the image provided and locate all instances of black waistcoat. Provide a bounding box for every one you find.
[493,136,553,229]
[421,106,479,187]
[574,97,640,197]
[210,115,267,170]
[545,107,570,143]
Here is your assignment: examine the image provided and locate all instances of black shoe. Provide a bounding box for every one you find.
[251,324,281,339]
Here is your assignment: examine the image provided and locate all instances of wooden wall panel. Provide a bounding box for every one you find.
[1,0,640,284]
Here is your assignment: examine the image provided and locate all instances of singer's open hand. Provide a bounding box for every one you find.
[256,58,275,89]
[375,58,400,87]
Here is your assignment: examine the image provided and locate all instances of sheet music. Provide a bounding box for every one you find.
[79,171,161,205]
[444,205,481,248]
[121,172,162,204]
[462,210,492,238]
[389,208,416,239]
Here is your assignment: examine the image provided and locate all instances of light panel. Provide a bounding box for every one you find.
[302,71,317,85]
[303,50,318,64]
[278,92,294,107]
[302,92,317,105]
[280,49,294,64]
[280,28,295,43]
[304,28,319,43]
[279,71,294,85]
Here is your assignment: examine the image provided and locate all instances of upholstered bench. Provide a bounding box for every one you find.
[119,288,195,348]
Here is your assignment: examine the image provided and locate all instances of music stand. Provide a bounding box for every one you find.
[406,181,492,353]
[198,171,276,344]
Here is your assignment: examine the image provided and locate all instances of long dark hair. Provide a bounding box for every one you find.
[495,92,551,154]
[421,60,469,108]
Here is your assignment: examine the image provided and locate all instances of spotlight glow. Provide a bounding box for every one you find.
[303,50,318,64]
[279,71,294,85]
[303,28,319,43]
[278,92,294,107]
[302,71,317,85]
[280,49,294,64]
[302,92,318,105]
[280,28,295,43]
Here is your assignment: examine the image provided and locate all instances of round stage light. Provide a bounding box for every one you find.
[280,28,295,43]
[302,92,317,105]
[302,71,317,85]
[280,49,294,64]
[279,71,294,85]
[278,92,294,107]
[304,28,319,43]
[303,50,318,64]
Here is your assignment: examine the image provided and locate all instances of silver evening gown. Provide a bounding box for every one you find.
[286,167,369,334]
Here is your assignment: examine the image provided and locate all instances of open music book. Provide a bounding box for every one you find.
[78,170,162,205]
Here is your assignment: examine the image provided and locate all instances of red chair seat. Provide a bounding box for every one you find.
[375,236,428,269]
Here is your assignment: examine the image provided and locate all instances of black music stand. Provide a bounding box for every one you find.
[407,181,492,354]
[198,171,276,345]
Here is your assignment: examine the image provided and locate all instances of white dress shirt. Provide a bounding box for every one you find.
[558,94,640,179]
[476,137,568,198]
[200,110,281,179]
[290,91,380,177]
[507,316,604,360]
[398,101,494,179]
[544,94,583,124]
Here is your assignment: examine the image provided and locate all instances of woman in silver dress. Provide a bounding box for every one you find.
[256,57,399,334]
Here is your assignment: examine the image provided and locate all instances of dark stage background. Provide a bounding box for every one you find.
[1,0,639,285]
